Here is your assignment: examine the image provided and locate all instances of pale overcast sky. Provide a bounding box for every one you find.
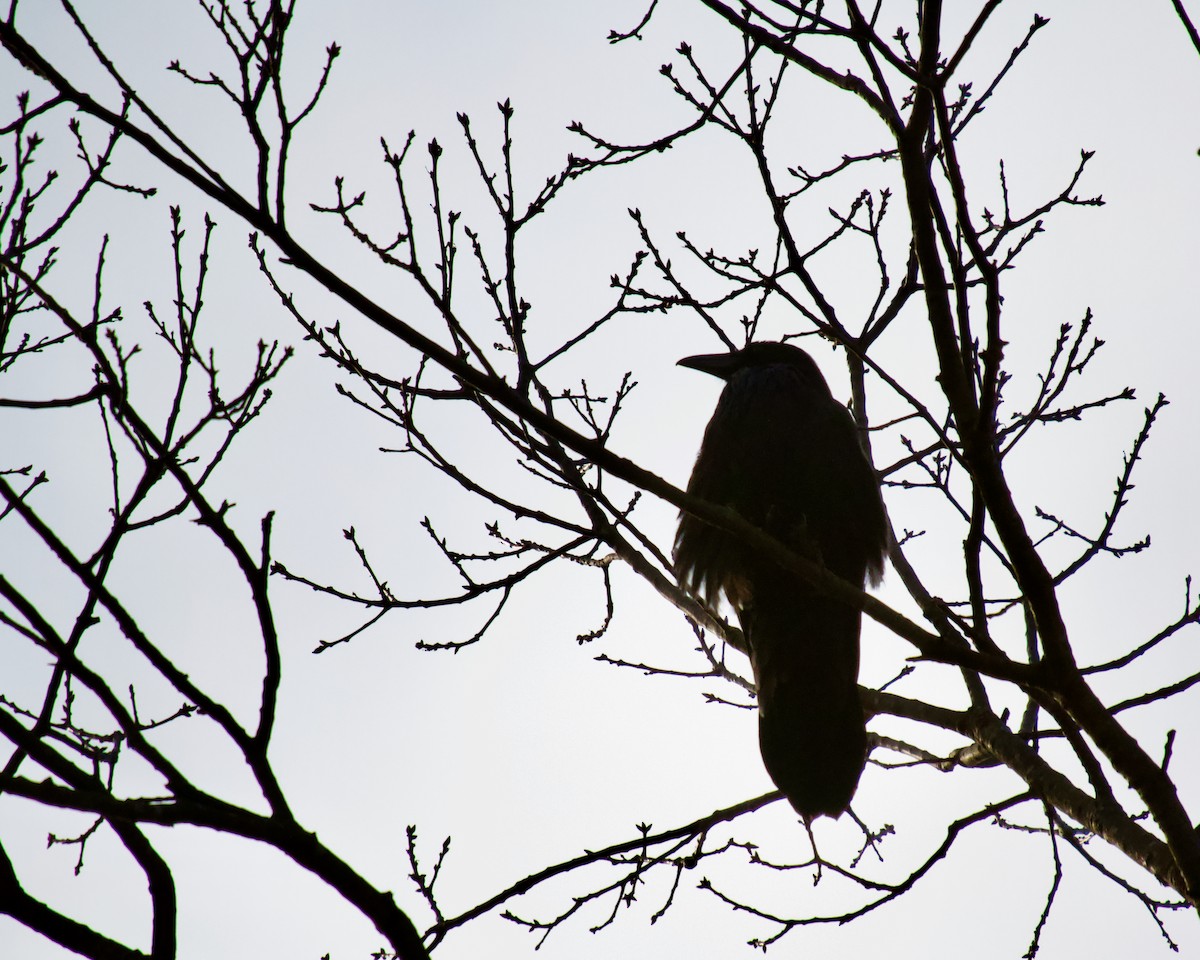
[3,2,1200,958]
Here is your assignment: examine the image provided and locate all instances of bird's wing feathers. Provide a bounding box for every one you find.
[674,361,886,601]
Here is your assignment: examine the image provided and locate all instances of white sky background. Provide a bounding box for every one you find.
[2,1,1200,957]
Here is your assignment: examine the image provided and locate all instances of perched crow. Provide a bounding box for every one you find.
[673,342,887,820]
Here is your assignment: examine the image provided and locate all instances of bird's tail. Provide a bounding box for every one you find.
[747,589,868,820]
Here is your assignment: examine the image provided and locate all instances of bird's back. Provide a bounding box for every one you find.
[675,358,884,597]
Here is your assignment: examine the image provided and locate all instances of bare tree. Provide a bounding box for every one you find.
[2,2,1199,958]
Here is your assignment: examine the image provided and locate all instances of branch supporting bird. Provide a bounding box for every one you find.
[674,341,887,821]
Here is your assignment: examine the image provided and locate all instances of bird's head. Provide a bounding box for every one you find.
[678,341,830,394]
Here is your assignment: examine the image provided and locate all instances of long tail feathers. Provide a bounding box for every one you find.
[747,591,867,820]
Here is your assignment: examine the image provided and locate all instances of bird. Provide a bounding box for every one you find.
[673,341,887,821]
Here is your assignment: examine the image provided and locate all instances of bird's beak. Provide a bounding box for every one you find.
[677,351,738,380]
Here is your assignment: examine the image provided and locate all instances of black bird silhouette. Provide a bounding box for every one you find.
[673,342,887,820]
